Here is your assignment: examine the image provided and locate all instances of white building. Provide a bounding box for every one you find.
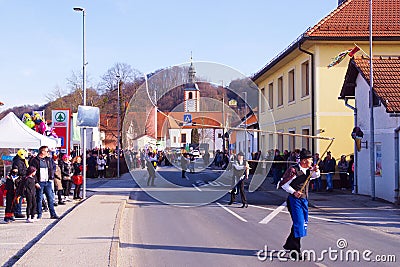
[340,56,400,203]
[235,113,258,159]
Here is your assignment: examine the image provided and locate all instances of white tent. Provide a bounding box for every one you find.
[0,112,59,149]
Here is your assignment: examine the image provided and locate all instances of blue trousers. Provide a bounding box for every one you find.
[36,181,57,218]
[287,195,308,238]
[325,173,333,190]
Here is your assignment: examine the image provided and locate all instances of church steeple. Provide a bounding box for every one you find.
[188,52,196,84]
[184,53,200,112]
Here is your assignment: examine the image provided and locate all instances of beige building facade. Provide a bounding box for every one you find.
[254,0,400,160]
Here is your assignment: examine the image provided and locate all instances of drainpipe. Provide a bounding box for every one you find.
[345,98,358,194]
[298,43,315,155]
[395,126,400,204]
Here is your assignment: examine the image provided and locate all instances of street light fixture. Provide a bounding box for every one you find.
[73,6,87,198]
[116,75,121,178]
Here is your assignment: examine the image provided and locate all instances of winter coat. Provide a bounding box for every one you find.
[59,160,72,180]
[12,156,28,178]
[53,163,63,191]
[29,156,54,183]
[338,160,349,173]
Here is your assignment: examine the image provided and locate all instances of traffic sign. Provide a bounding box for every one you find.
[183,114,192,124]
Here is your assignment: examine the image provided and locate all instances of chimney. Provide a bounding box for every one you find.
[338,0,346,5]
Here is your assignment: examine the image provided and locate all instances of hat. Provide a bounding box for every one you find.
[299,149,313,160]
[17,149,27,159]
[237,151,244,156]
[27,166,37,176]
[62,154,70,161]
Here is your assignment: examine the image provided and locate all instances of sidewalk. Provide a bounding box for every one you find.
[0,174,131,267]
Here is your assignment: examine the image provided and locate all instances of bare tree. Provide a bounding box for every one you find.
[45,85,67,103]
[99,62,142,93]
[66,70,93,93]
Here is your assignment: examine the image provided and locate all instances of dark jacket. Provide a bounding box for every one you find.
[73,163,83,176]
[323,157,336,173]
[29,156,54,183]
[23,176,37,197]
[59,160,72,178]
[12,156,27,178]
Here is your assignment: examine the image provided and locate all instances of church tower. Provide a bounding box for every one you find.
[184,56,200,112]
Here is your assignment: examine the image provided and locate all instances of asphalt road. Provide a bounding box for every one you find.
[118,164,400,267]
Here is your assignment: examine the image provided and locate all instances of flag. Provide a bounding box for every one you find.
[327,49,351,68]
[327,45,360,68]
[348,45,360,57]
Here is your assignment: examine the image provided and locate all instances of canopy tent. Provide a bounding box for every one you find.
[0,112,59,149]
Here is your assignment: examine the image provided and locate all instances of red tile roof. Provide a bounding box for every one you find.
[253,0,400,81]
[341,56,400,113]
[308,0,400,38]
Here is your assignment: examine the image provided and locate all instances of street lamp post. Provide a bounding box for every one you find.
[73,6,87,198]
[116,75,121,178]
[243,92,248,160]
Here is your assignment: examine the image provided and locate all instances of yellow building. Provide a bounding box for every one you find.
[253,0,400,159]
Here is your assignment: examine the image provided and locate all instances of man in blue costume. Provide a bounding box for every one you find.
[278,149,320,259]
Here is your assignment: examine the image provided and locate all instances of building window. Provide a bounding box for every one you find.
[301,61,310,97]
[302,128,310,150]
[278,77,283,106]
[173,136,176,143]
[269,134,274,150]
[181,133,186,143]
[188,92,193,99]
[278,130,283,152]
[260,88,266,112]
[268,83,273,109]
[289,129,295,151]
[288,69,295,102]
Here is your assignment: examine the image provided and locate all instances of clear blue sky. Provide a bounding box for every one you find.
[0,0,338,110]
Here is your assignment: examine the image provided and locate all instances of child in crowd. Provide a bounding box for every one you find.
[24,166,39,223]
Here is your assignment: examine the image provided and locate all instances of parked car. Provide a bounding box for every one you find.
[192,150,200,157]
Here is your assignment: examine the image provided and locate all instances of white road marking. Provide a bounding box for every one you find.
[259,201,287,224]
[216,202,248,222]
[192,184,202,191]
[250,203,357,226]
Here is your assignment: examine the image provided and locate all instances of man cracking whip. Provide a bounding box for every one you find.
[277,149,320,259]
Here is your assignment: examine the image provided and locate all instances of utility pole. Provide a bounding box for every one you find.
[369,0,375,200]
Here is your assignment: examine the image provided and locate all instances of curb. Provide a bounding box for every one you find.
[108,198,127,267]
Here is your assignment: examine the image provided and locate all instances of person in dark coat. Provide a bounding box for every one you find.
[24,166,39,223]
[60,154,73,201]
[11,149,29,218]
[228,152,250,208]
[29,146,59,220]
[272,149,285,185]
[322,151,336,192]
[181,153,189,179]
[4,170,17,223]
[72,156,83,199]
[146,152,157,186]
